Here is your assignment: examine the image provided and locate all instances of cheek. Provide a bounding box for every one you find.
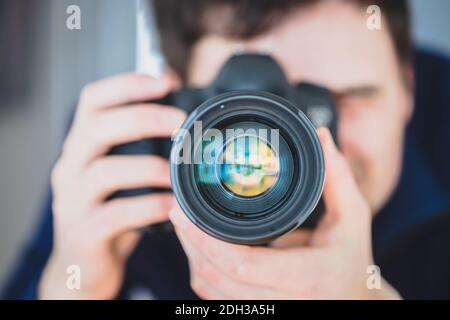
[337,102,405,211]
[340,107,388,162]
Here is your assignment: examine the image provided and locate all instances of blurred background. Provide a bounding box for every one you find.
[0,0,450,290]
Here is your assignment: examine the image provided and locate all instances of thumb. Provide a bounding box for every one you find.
[316,128,370,227]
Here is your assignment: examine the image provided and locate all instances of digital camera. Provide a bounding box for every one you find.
[109,53,338,245]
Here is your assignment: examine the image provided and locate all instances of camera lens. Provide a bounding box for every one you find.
[171,91,324,245]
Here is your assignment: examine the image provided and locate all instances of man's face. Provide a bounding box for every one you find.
[186,0,413,213]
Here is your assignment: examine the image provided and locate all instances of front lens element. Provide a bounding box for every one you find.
[193,120,293,218]
[220,136,279,197]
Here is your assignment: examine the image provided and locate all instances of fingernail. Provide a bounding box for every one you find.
[155,79,170,90]
[175,110,187,123]
[147,75,169,89]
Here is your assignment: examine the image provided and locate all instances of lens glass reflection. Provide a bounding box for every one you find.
[220,136,279,197]
[193,120,293,217]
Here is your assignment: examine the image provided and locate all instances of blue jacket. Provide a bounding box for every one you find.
[3,49,450,300]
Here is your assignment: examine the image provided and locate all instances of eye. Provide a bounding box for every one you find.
[336,95,368,109]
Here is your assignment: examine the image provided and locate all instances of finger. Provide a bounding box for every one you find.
[114,231,142,260]
[65,104,186,167]
[191,275,230,300]
[170,207,312,292]
[77,72,174,116]
[90,193,174,240]
[181,234,289,300]
[163,67,182,90]
[317,127,370,224]
[82,155,171,205]
[178,226,294,299]
[178,234,231,300]
[269,229,313,248]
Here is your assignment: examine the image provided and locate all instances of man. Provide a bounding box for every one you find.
[3,0,450,299]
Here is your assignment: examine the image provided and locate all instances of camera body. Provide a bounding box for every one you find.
[109,53,338,243]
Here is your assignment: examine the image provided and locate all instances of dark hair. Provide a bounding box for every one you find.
[152,0,411,81]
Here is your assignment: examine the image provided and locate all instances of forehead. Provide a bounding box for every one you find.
[253,1,399,90]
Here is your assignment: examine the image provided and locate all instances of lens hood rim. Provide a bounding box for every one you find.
[170,90,325,245]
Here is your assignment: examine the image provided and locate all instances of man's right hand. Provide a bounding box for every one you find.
[39,72,186,299]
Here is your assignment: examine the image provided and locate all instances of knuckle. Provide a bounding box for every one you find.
[190,276,207,298]
[197,260,221,284]
[61,134,76,156]
[51,161,64,187]
[80,83,95,102]
[51,158,77,195]
[51,197,65,216]
[220,256,240,276]
[190,276,200,292]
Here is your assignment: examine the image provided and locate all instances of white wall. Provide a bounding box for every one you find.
[0,0,136,289]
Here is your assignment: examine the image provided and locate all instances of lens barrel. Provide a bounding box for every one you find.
[170,91,324,245]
